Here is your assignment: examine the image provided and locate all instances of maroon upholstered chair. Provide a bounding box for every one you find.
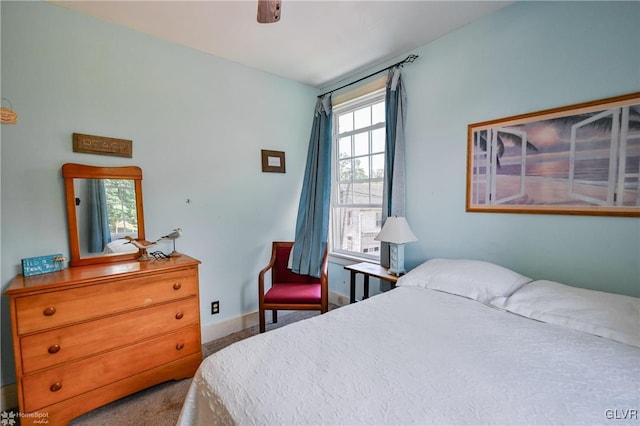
[258,241,328,333]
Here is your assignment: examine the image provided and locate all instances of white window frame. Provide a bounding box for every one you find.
[329,88,386,263]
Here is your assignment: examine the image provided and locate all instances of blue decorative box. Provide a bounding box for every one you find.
[21,254,66,277]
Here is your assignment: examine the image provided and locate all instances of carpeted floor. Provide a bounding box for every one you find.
[65,308,332,425]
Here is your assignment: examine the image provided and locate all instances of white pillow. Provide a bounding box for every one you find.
[491,280,640,347]
[397,258,532,303]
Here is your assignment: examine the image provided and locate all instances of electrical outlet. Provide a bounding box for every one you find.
[211,301,220,315]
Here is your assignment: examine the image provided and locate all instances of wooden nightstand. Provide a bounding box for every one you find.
[344,262,399,303]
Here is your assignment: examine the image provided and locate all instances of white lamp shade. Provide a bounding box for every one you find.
[374,216,417,244]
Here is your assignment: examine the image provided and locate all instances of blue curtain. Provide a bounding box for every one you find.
[88,179,111,253]
[291,95,333,277]
[380,67,407,268]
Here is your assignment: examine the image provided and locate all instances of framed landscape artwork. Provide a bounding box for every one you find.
[466,92,640,217]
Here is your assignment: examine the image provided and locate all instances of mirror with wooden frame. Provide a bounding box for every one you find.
[62,163,146,266]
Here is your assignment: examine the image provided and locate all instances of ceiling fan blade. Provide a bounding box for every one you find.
[257,0,281,24]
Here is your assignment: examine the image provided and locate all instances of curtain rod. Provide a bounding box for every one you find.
[318,54,418,99]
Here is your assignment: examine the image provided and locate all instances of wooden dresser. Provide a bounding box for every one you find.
[5,255,202,425]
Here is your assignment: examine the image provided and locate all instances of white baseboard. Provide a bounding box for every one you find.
[200,291,349,344]
[329,291,349,307]
[200,310,259,344]
[1,383,17,411]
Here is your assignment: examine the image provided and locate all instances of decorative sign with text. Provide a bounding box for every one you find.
[21,254,66,277]
[73,133,133,158]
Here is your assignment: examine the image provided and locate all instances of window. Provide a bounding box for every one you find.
[330,89,385,261]
[104,179,138,239]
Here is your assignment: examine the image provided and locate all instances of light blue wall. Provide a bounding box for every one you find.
[1,1,316,387]
[327,1,640,299]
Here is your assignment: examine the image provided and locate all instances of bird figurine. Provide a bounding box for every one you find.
[158,228,183,257]
[124,236,156,261]
[52,255,67,271]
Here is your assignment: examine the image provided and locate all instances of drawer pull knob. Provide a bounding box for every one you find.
[173,282,182,290]
[50,382,62,392]
[175,312,184,320]
[48,344,61,354]
[176,343,184,351]
[43,307,56,316]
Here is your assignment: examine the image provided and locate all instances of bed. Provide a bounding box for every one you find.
[102,238,139,254]
[177,258,640,425]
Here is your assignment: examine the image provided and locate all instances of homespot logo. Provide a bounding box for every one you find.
[1,410,50,425]
[605,409,638,420]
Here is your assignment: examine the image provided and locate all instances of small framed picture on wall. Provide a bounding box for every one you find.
[261,149,286,173]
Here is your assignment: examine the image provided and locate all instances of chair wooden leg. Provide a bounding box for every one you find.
[272,310,278,324]
[259,308,266,333]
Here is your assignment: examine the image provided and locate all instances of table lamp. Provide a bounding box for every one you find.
[374,216,417,275]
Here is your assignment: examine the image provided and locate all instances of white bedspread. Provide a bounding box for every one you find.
[178,287,639,425]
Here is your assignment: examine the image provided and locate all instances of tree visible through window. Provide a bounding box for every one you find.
[104,179,138,237]
[330,89,385,260]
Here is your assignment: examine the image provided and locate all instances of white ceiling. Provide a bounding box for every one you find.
[49,0,510,88]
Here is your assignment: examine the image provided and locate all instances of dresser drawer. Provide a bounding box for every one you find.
[22,325,201,412]
[20,297,199,374]
[15,269,197,334]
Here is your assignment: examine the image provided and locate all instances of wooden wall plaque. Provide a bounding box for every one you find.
[73,133,133,158]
